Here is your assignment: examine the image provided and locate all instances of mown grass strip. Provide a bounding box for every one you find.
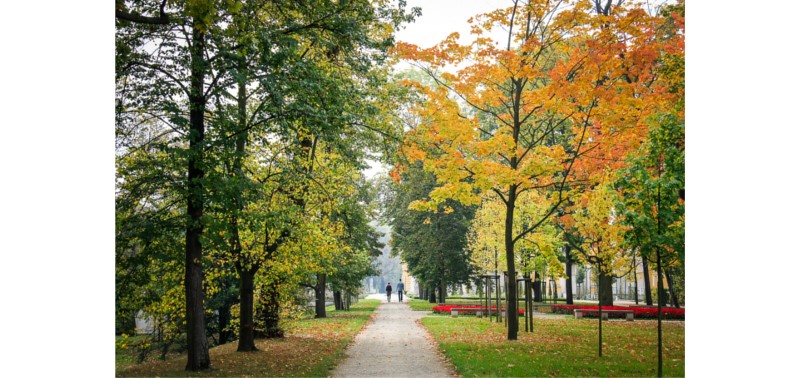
[421,315,684,377]
[116,299,380,377]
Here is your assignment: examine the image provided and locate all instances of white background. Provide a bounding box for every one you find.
[1,1,798,376]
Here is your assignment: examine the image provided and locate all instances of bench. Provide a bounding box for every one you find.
[574,309,634,321]
[450,308,486,317]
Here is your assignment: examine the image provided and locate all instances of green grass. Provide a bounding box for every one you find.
[116,299,380,377]
[421,315,684,377]
[408,299,437,311]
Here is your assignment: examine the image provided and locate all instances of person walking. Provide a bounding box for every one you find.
[385,282,392,303]
[397,280,405,302]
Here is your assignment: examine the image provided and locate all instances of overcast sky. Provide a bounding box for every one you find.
[363,1,505,179]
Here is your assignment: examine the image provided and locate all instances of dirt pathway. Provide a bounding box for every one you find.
[331,295,455,377]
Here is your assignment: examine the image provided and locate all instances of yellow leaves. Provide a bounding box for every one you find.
[408,199,437,212]
[402,144,426,162]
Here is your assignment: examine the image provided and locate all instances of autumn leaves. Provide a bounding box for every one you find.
[391,0,684,340]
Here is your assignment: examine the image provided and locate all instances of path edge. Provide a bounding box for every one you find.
[415,315,461,378]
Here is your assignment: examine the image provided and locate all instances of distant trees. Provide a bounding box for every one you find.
[385,164,476,303]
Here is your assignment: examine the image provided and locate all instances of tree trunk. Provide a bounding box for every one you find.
[315,274,327,318]
[428,288,436,303]
[218,299,232,345]
[665,269,680,308]
[657,251,663,376]
[632,250,639,305]
[641,252,653,306]
[552,280,558,302]
[262,280,284,338]
[236,268,257,351]
[438,280,446,304]
[565,245,574,305]
[658,272,668,307]
[334,291,343,310]
[532,271,542,302]
[504,187,519,340]
[598,270,614,306]
[185,24,210,372]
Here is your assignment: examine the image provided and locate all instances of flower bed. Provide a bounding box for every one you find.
[552,305,685,320]
[432,304,524,315]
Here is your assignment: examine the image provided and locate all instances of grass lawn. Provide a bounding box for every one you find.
[408,298,437,311]
[116,299,379,377]
[421,316,684,377]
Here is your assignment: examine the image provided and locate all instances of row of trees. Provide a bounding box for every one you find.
[386,3,683,375]
[115,0,419,371]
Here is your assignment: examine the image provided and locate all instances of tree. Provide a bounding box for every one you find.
[328,180,385,311]
[615,2,684,374]
[394,0,659,339]
[567,174,630,307]
[386,163,476,303]
[117,0,419,365]
[117,0,254,367]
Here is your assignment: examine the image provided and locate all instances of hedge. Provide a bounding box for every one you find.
[552,305,685,320]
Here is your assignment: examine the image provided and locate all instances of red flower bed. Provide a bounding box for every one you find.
[552,305,685,320]
[432,304,524,315]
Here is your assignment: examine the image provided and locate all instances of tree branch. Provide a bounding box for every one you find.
[116,0,171,25]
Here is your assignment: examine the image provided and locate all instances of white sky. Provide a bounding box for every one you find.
[363,1,505,179]
[395,0,505,48]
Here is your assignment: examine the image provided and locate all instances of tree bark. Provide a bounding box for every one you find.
[218,299,232,345]
[565,245,574,305]
[262,280,284,338]
[641,252,653,306]
[657,272,668,307]
[438,280,446,304]
[504,186,519,340]
[632,250,639,305]
[665,269,680,308]
[185,24,210,372]
[334,290,343,310]
[598,270,614,306]
[236,268,257,351]
[315,274,327,318]
[532,271,542,302]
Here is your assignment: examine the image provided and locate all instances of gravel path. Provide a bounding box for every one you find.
[331,295,456,378]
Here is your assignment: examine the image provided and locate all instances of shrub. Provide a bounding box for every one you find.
[552,305,685,320]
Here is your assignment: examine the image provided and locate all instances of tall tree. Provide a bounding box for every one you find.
[616,3,684,374]
[117,0,236,368]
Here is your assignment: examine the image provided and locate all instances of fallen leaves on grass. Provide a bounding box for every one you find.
[116,300,380,377]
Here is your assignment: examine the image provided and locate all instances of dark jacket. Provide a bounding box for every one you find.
[385,284,392,293]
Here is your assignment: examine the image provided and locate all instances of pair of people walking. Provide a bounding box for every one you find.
[385,281,404,302]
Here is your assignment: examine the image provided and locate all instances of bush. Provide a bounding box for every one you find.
[552,305,685,320]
